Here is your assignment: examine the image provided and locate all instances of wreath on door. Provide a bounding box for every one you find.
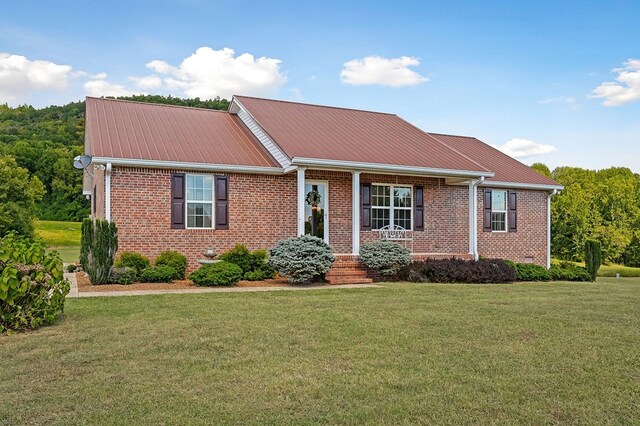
[305,189,322,206]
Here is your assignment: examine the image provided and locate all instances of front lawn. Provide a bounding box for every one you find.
[2,279,639,424]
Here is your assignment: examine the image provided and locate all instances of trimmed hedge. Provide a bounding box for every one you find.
[155,251,187,280]
[549,263,591,281]
[398,258,517,283]
[115,251,150,275]
[512,262,551,281]
[189,261,243,286]
[359,240,410,276]
[139,265,176,283]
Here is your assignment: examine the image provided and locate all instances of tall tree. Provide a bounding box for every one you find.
[0,156,44,237]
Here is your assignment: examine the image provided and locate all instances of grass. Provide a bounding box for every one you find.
[1,279,639,424]
[552,258,640,277]
[35,220,81,263]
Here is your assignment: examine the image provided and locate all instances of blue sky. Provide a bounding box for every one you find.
[1,0,639,171]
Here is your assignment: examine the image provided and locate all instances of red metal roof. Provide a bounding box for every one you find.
[428,133,561,186]
[85,97,279,168]
[235,96,490,174]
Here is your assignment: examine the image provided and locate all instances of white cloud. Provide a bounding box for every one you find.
[133,47,286,99]
[83,77,141,97]
[591,59,640,106]
[340,55,428,87]
[539,96,578,109]
[492,138,557,158]
[0,52,73,104]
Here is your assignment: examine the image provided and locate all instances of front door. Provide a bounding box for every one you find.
[304,181,328,243]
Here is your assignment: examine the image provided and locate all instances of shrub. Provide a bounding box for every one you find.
[189,261,243,286]
[80,219,118,284]
[219,244,253,274]
[268,235,335,283]
[115,251,150,275]
[0,233,70,333]
[243,265,277,281]
[398,258,516,283]
[108,266,137,284]
[155,251,187,279]
[66,264,78,273]
[513,263,551,281]
[585,240,602,282]
[549,264,591,282]
[359,240,410,276]
[139,265,176,283]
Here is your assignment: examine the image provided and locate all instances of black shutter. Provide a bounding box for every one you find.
[483,189,492,232]
[414,185,424,231]
[171,173,185,229]
[361,183,371,231]
[508,191,517,232]
[215,175,229,229]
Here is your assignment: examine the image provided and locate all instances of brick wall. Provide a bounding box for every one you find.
[477,188,548,266]
[110,167,297,271]
[102,166,549,271]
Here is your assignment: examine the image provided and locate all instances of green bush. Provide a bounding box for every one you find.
[0,233,70,333]
[139,265,176,283]
[189,261,243,286]
[66,264,77,273]
[359,240,411,276]
[585,240,602,282]
[219,244,275,280]
[268,235,335,283]
[549,264,591,282]
[244,265,277,281]
[115,251,150,275]
[155,251,187,279]
[108,266,137,284]
[80,219,118,284]
[513,263,551,281]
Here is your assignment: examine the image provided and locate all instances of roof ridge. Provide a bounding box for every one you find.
[427,131,477,139]
[233,95,396,116]
[85,96,228,113]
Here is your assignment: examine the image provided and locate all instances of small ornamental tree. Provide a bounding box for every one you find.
[359,240,410,276]
[0,233,70,333]
[268,235,335,283]
[585,239,602,282]
[80,219,118,284]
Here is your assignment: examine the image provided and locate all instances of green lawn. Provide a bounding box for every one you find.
[35,220,81,263]
[552,258,640,277]
[2,280,639,424]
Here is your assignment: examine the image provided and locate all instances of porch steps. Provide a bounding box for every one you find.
[325,259,373,285]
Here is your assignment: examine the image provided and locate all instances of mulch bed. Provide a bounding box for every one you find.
[76,272,297,292]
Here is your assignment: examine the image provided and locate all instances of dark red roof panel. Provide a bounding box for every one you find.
[428,133,561,186]
[235,96,489,173]
[85,97,279,168]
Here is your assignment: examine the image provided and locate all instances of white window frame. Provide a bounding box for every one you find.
[491,189,508,232]
[371,183,413,231]
[185,173,215,229]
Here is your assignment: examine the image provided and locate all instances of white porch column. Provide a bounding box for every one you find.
[546,189,557,269]
[468,179,475,258]
[105,163,112,222]
[352,171,361,255]
[297,167,306,236]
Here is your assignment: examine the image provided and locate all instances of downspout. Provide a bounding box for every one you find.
[105,163,112,222]
[472,176,484,260]
[546,189,558,269]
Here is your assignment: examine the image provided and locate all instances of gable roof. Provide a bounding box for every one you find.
[233,96,490,176]
[85,97,279,169]
[428,133,561,187]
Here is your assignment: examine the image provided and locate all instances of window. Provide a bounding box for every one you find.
[186,175,213,228]
[491,190,507,231]
[371,184,412,230]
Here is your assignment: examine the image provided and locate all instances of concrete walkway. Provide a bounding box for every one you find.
[64,273,380,298]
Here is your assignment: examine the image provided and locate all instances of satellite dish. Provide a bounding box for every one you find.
[73,155,93,170]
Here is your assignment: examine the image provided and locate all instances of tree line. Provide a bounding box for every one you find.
[532,163,640,266]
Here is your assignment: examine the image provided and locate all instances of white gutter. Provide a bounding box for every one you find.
[480,180,564,191]
[291,157,494,179]
[547,189,558,269]
[105,163,112,222]
[91,157,286,175]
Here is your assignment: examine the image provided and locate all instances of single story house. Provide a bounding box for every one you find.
[83,96,562,283]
